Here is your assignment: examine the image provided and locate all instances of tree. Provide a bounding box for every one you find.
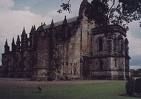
[57,0,71,13]
[59,0,141,30]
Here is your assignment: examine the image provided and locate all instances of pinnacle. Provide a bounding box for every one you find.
[22,27,26,35]
[17,35,20,42]
[12,38,15,45]
[5,39,8,46]
[50,19,54,28]
[63,16,67,24]
[33,25,36,30]
[30,26,34,33]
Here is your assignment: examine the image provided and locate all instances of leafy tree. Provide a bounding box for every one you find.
[57,0,71,13]
[59,0,141,29]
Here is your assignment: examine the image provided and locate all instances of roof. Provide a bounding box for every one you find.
[43,16,78,29]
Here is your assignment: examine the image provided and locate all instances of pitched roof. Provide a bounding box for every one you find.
[43,16,78,29]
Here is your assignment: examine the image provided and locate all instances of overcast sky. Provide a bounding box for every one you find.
[0,0,141,69]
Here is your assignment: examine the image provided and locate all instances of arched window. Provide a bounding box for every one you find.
[113,38,117,51]
[73,66,77,75]
[97,37,103,51]
[120,39,123,53]
[99,60,103,71]
[114,58,117,67]
[118,35,123,53]
[107,39,112,52]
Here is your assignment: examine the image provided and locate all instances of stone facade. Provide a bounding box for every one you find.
[1,0,130,80]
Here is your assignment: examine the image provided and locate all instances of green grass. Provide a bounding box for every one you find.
[0,81,139,99]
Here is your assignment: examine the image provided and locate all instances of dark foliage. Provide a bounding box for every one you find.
[126,77,141,96]
[57,0,71,13]
[59,0,141,29]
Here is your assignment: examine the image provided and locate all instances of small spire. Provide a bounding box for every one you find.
[5,39,8,46]
[16,35,21,51]
[63,16,67,25]
[33,25,36,30]
[16,35,20,44]
[50,19,54,28]
[22,27,26,35]
[41,22,43,26]
[12,38,15,45]
[30,26,34,33]
[12,38,16,51]
[4,39,9,53]
[43,22,46,25]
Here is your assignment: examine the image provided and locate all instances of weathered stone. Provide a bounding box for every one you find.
[1,0,130,80]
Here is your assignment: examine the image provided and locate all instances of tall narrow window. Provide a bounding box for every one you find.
[118,35,123,53]
[107,39,112,52]
[99,60,103,71]
[98,37,103,51]
[115,58,117,67]
[113,38,117,51]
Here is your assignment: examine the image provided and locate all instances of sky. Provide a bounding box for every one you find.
[0,0,141,69]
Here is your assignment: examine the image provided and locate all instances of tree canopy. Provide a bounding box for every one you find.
[59,0,141,30]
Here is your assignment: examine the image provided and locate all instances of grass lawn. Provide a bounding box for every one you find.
[0,80,139,99]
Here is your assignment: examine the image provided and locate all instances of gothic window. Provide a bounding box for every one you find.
[99,60,103,71]
[97,37,103,51]
[107,39,112,52]
[66,62,68,65]
[114,58,117,67]
[120,39,123,53]
[74,67,77,75]
[118,35,123,53]
[121,40,124,53]
[113,38,117,51]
